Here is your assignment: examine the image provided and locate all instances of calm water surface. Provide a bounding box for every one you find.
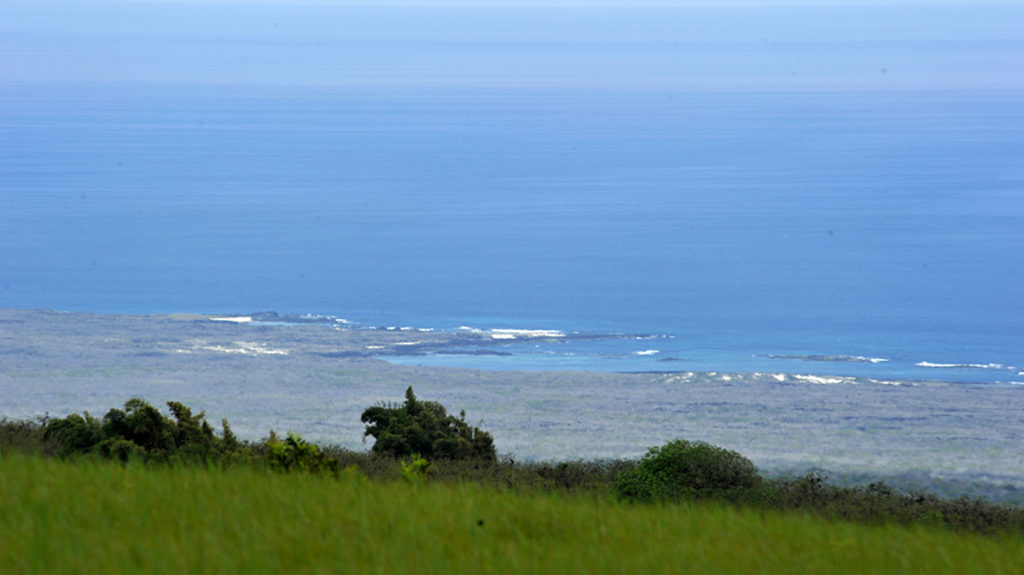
[2,3,1023,384]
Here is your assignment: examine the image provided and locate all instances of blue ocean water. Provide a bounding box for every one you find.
[2,4,1023,384]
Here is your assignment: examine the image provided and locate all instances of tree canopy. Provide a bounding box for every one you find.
[361,387,496,461]
[44,397,239,462]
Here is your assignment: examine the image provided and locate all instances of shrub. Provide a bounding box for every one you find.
[399,454,431,483]
[615,439,762,503]
[763,473,1024,534]
[0,417,59,456]
[361,387,496,462]
[265,431,339,476]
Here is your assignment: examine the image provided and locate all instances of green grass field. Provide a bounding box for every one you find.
[2,453,1022,574]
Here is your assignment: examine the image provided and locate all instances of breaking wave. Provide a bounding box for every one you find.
[915,361,1019,372]
[767,354,890,364]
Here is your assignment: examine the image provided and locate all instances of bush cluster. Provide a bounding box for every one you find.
[4,394,1024,536]
[42,398,242,464]
[34,398,346,474]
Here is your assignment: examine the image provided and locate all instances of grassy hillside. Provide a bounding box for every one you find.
[2,453,1021,574]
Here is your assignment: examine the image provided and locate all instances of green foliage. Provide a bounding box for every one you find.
[265,431,339,476]
[399,453,431,484]
[615,439,762,503]
[43,412,104,457]
[95,437,146,462]
[361,386,496,461]
[43,398,244,464]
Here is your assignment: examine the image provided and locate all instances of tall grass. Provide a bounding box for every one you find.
[2,453,1021,574]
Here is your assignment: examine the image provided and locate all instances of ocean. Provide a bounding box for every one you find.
[2,3,1023,385]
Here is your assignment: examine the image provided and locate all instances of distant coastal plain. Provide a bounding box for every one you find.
[2,308,1022,497]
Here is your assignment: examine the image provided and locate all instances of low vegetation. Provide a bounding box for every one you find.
[2,391,1023,539]
[3,452,1023,575]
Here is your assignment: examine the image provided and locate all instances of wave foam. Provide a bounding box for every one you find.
[458,326,565,339]
[916,361,1017,371]
[209,316,252,323]
[187,341,289,355]
[791,374,858,385]
[768,354,889,364]
[489,329,566,340]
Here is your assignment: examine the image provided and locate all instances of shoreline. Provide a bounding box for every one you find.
[5,307,1020,386]
[2,307,1023,494]
[0,307,1000,392]
[0,308,1004,390]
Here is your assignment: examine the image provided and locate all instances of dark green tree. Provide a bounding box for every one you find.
[101,398,175,455]
[361,387,496,461]
[44,398,241,463]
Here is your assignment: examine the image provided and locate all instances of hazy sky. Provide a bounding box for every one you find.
[2,1,1022,90]
[12,0,1017,5]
